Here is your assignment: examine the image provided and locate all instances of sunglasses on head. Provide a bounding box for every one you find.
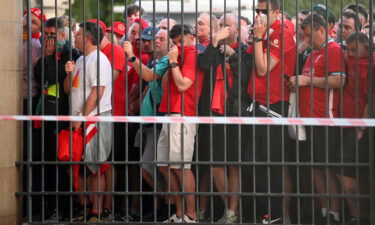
[255,9,270,14]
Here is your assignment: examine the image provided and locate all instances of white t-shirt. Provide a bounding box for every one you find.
[71,50,112,116]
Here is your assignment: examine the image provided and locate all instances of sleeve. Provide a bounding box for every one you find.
[198,43,220,71]
[228,45,253,80]
[34,57,43,83]
[34,55,60,84]
[72,48,81,62]
[155,56,169,77]
[181,51,197,83]
[267,31,282,62]
[129,67,140,87]
[328,46,346,76]
[112,46,125,72]
[228,45,253,100]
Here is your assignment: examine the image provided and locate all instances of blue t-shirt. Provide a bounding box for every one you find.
[141,55,169,116]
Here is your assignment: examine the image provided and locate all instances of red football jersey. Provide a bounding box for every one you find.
[159,46,203,116]
[247,19,296,105]
[299,40,346,118]
[342,54,374,118]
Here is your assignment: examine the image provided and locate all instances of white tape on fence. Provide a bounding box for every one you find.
[0,115,374,127]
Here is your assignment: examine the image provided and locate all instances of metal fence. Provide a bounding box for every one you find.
[18,0,374,224]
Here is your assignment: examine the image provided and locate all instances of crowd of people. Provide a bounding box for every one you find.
[22,0,374,224]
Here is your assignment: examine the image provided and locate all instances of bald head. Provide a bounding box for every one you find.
[158,18,177,30]
[219,13,239,43]
[197,12,219,43]
[220,14,239,29]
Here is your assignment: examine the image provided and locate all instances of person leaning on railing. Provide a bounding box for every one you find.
[287,13,346,225]
[34,17,80,222]
[64,21,113,223]
[248,0,296,223]
[197,13,253,223]
[122,27,172,222]
[157,24,202,223]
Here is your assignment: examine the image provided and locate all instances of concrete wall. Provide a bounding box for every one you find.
[0,1,23,224]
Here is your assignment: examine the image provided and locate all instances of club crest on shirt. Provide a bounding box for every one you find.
[118,24,125,31]
[270,38,280,48]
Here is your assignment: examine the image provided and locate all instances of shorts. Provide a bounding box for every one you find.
[142,126,161,175]
[197,124,243,163]
[301,126,340,165]
[157,114,196,169]
[331,127,369,177]
[84,111,113,174]
[128,123,142,161]
[80,163,110,177]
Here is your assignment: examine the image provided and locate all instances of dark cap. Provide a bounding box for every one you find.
[140,26,159,40]
[312,3,335,24]
[169,24,195,39]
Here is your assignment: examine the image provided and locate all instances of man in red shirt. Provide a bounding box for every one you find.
[116,18,150,221]
[249,0,296,223]
[157,24,200,223]
[288,14,346,224]
[338,32,373,224]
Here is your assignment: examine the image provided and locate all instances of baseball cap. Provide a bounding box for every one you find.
[140,26,159,40]
[23,8,47,22]
[106,21,126,37]
[312,3,335,24]
[169,24,195,39]
[88,19,107,35]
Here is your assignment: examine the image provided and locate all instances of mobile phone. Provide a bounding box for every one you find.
[257,13,267,24]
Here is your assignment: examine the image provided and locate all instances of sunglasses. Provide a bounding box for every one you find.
[255,9,270,14]
[46,35,57,40]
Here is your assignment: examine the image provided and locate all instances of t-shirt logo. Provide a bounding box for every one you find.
[271,38,280,48]
[72,69,80,88]
[118,24,125,31]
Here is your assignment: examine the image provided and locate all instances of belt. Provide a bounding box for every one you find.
[246,102,282,118]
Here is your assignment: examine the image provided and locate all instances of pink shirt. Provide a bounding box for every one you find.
[23,38,41,99]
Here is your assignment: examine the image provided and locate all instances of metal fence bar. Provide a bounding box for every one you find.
[17,0,375,224]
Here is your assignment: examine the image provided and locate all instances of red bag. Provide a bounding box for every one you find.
[58,128,84,161]
[58,128,84,190]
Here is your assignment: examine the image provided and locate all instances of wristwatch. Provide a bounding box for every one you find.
[169,62,178,68]
[128,56,137,63]
[253,37,263,42]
